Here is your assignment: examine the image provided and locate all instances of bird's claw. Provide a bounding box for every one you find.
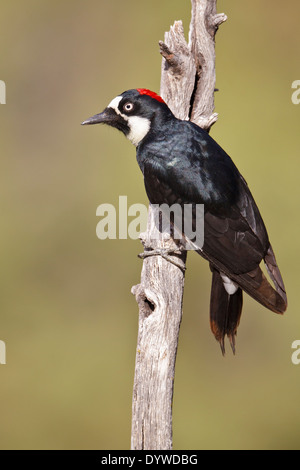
[138,248,186,272]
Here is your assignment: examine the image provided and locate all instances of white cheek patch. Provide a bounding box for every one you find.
[220,273,239,295]
[126,115,151,146]
[107,95,150,146]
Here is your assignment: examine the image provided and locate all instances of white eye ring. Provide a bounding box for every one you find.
[124,102,134,112]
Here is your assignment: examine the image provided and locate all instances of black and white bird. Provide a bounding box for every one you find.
[82,88,287,354]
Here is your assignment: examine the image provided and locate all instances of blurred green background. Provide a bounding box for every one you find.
[0,0,299,450]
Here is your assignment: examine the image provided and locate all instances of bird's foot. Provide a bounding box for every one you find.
[138,248,186,272]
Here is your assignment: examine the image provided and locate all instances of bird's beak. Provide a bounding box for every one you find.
[81,107,117,126]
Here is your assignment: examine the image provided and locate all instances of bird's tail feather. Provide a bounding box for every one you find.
[210,268,243,355]
[206,241,287,324]
[232,247,287,315]
[264,244,287,310]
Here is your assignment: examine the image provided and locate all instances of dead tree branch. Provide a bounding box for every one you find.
[131,0,226,450]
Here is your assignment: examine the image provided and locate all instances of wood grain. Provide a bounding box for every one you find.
[131,0,227,450]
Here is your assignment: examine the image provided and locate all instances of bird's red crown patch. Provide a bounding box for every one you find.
[136,88,165,104]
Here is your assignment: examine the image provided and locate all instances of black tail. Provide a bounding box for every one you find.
[210,267,243,355]
[209,244,287,354]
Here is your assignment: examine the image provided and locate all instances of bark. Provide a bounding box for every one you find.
[131,0,227,450]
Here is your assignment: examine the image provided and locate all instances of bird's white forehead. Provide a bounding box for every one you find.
[107,94,150,146]
[107,95,122,113]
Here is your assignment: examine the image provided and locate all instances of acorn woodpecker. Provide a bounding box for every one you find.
[82,88,287,353]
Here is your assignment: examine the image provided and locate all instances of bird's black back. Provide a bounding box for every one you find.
[137,117,270,275]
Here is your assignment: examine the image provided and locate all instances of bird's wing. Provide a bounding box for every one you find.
[202,177,269,274]
[142,155,269,275]
[141,152,287,314]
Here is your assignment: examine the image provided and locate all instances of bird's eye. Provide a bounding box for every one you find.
[123,102,134,112]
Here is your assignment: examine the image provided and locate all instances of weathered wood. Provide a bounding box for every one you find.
[189,1,227,129]
[131,0,226,450]
[131,210,186,450]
